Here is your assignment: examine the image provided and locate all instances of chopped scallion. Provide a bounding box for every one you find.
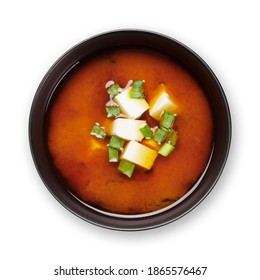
[160,111,176,129]
[153,128,167,144]
[108,147,119,162]
[109,135,125,151]
[139,125,154,139]
[118,159,135,178]
[159,142,175,157]
[165,128,178,146]
[107,83,120,98]
[130,80,144,99]
[90,123,106,139]
[106,105,120,118]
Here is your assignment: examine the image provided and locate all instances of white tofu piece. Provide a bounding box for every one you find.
[108,118,147,141]
[114,87,150,119]
[121,141,158,170]
[149,85,177,120]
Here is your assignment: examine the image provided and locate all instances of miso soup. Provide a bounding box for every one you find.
[47,48,213,215]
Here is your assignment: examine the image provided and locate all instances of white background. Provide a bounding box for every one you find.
[1,0,259,279]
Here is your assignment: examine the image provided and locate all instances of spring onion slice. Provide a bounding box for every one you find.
[158,142,175,157]
[139,125,154,139]
[153,128,167,144]
[107,83,120,98]
[130,80,144,99]
[109,135,125,151]
[90,123,106,139]
[160,111,176,129]
[108,147,119,162]
[165,128,178,146]
[118,159,135,178]
[106,105,120,118]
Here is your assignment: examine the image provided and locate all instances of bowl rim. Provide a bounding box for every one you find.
[29,29,232,231]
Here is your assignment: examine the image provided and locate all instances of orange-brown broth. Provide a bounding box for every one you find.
[47,49,213,214]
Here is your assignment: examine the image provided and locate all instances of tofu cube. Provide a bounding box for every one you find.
[149,84,177,120]
[142,138,161,151]
[108,118,147,141]
[114,87,150,119]
[121,141,158,170]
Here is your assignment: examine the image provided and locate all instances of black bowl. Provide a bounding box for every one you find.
[29,30,231,230]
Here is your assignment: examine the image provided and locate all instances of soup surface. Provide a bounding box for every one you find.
[47,48,213,215]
